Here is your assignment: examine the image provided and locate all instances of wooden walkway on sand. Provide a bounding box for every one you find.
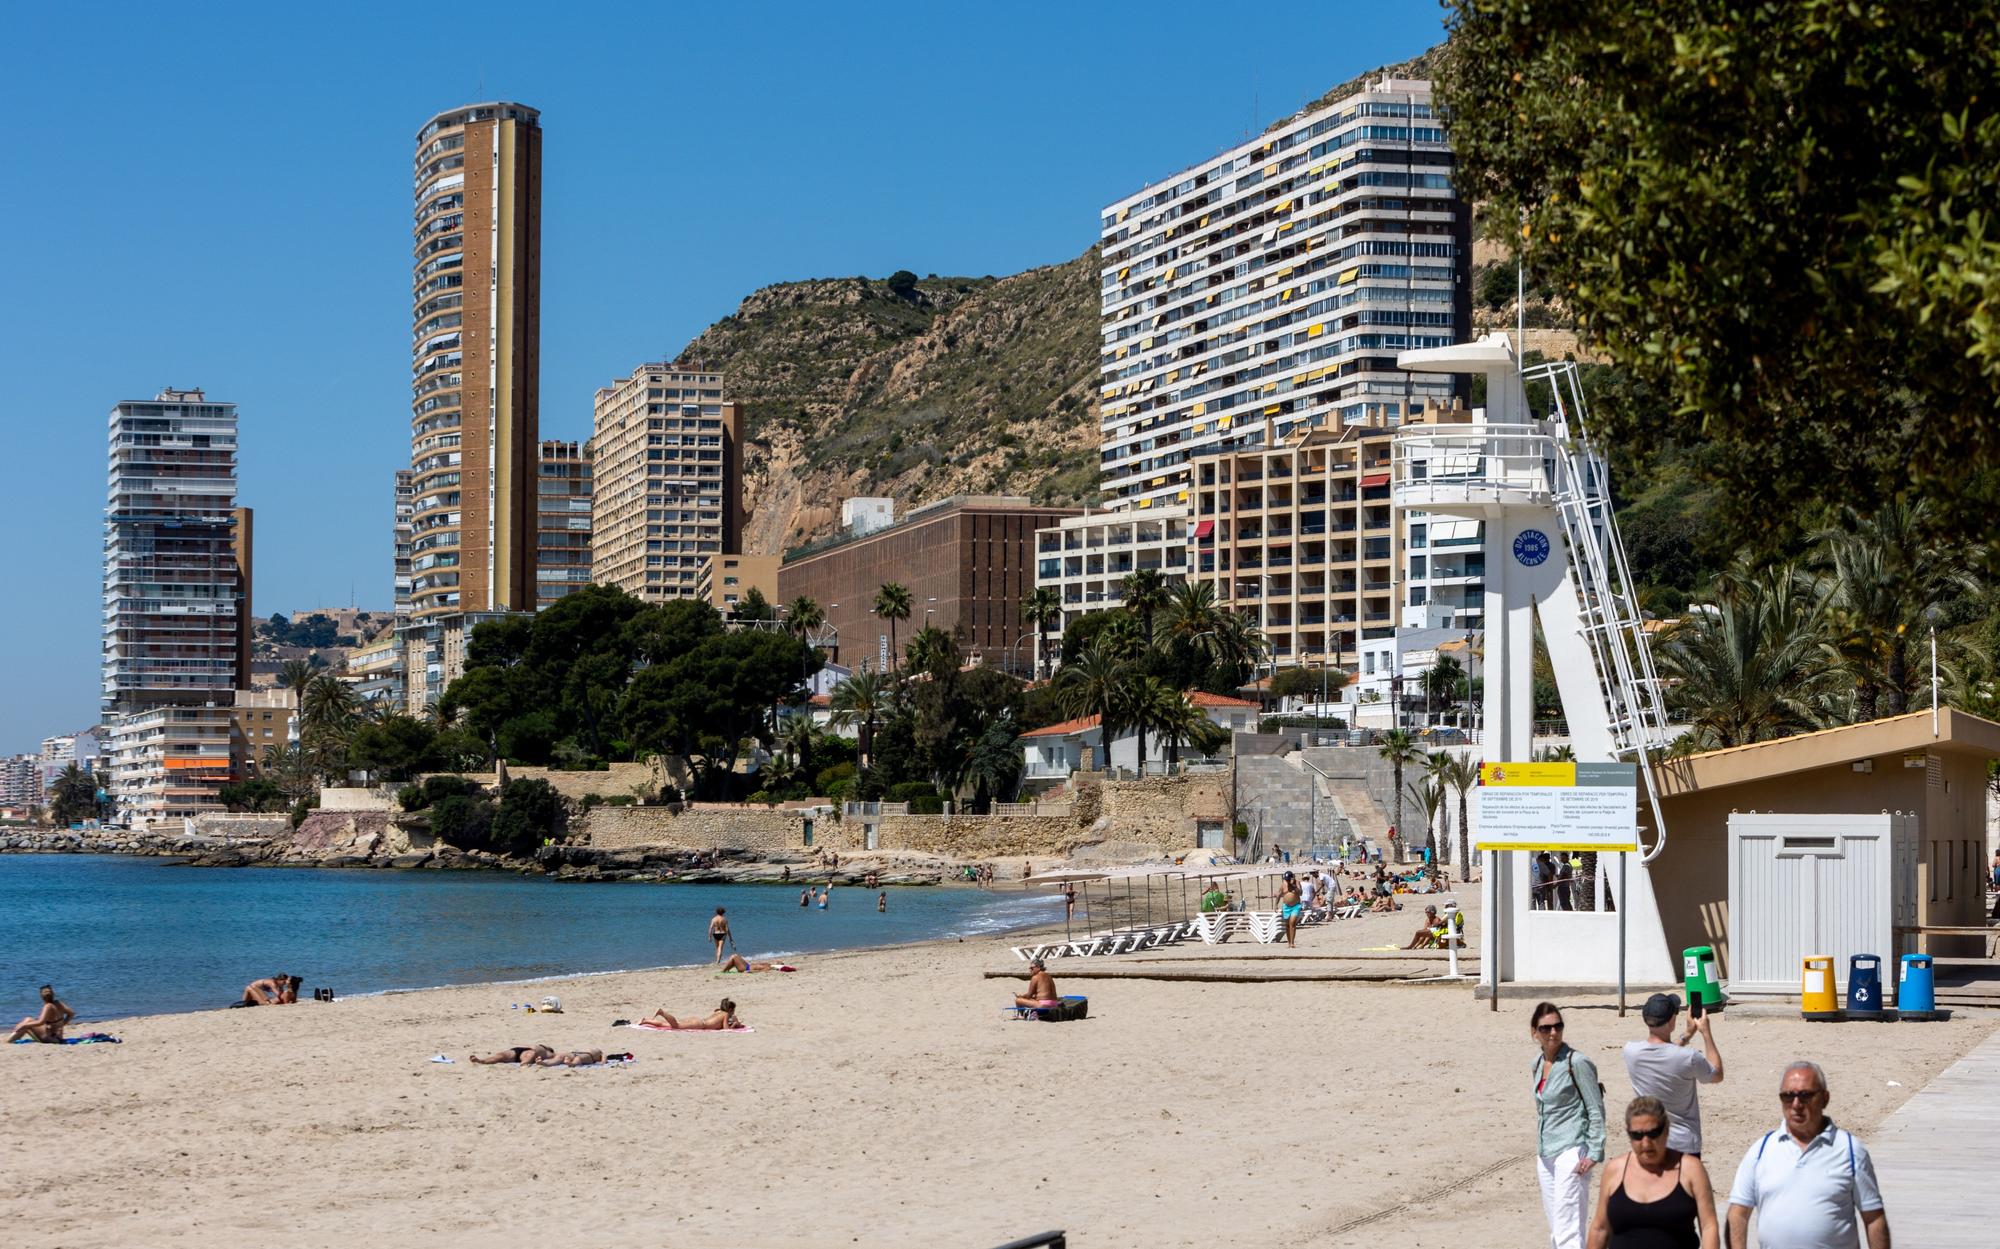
[1869,1026,2000,1246]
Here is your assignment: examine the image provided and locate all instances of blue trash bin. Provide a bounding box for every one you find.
[1898,954,1936,1012]
[1847,955,1884,1012]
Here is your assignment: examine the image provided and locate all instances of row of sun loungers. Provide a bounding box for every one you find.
[1010,899,1369,961]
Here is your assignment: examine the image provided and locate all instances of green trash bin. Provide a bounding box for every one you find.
[1683,946,1724,1014]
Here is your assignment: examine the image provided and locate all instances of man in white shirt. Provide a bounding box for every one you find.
[1726,1060,1888,1249]
[1623,991,1723,1155]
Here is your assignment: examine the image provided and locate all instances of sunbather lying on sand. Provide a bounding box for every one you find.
[648,998,743,1031]
[469,1044,556,1065]
[718,954,795,974]
[534,1049,606,1067]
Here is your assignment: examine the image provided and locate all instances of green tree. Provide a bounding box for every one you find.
[1435,753,1481,883]
[1408,775,1446,865]
[1655,565,1837,750]
[904,625,958,678]
[829,670,893,767]
[1020,586,1063,680]
[785,596,825,641]
[1438,1,2000,543]
[1811,499,1978,719]
[1154,694,1231,767]
[1376,730,1423,857]
[874,582,913,673]
[734,585,776,622]
[490,777,567,854]
[619,629,818,798]
[1056,644,1131,769]
[958,718,1024,809]
[1120,568,1172,647]
[1421,655,1467,719]
[277,658,316,709]
[46,763,99,826]
[218,777,287,813]
[344,715,440,782]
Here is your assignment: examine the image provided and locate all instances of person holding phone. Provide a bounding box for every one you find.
[1624,993,1723,1158]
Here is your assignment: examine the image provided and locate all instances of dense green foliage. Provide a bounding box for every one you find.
[217,777,286,813]
[46,763,100,826]
[1439,2,2000,542]
[261,612,340,649]
[435,585,818,797]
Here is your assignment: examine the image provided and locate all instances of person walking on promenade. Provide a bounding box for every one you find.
[1586,1095,1720,1249]
[1530,1001,1606,1249]
[1624,993,1724,1157]
[708,907,731,963]
[1725,1061,1888,1249]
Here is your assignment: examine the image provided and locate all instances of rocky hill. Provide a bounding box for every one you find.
[676,256,1104,555]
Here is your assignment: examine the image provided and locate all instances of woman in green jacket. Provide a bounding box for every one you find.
[1530,1000,1606,1249]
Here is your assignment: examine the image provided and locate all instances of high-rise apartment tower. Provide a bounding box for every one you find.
[392,469,415,616]
[409,102,542,619]
[1097,76,1470,509]
[590,366,743,601]
[536,439,593,608]
[102,388,251,716]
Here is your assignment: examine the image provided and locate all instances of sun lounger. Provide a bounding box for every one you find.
[1246,911,1285,943]
[1332,901,1364,920]
[1191,912,1232,944]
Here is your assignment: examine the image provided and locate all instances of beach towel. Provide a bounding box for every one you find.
[623,1021,755,1034]
[1007,995,1088,1023]
[12,1033,120,1045]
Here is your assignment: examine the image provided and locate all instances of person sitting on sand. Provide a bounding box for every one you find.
[649,998,743,1031]
[279,975,302,1004]
[1369,891,1399,914]
[534,1048,606,1067]
[239,973,291,1006]
[1404,905,1442,949]
[9,984,75,1043]
[469,1044,556,1065]
[1013,958,1059,1010]
[718,954,796,974]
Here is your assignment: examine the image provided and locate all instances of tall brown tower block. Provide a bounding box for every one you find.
[410,102,541,619]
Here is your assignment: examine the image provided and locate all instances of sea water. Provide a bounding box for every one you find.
[0,854,1061,1022]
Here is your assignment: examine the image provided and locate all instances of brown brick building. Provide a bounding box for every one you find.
[409,102,541,620]
[778,496,1081,675]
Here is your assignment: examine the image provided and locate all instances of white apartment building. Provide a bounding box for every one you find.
[590,366,743,601]
[1033,506,1192,632]
[1097,76,1468,510]
[39,730,102,790]
[104,702,235,829]
[393,469,415,617]
[0,755,42,811]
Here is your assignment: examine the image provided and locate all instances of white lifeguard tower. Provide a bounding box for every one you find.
[1393,334,1679,987]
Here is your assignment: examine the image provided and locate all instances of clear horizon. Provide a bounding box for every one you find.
[0,1,1448,752]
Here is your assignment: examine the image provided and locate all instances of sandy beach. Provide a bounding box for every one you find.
[4,887,1989,1248]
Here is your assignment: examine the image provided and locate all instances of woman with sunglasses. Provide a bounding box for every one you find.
[1530,1001,1606,1249]
[1586,1095,1719,1249]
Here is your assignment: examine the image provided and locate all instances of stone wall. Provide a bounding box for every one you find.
[317,786,400,812]
[417,759,680,805]
[192,813,293,839]
[578,771,1235,861]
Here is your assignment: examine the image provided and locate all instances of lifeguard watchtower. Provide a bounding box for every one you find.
[1393,334,1679,986]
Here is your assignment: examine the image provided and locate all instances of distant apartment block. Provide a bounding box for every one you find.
[0,755,42,811]
[230,688,295,773]
[393,469,415,617]
[590,366,743,601]
[409,102,541,620]
[102,388,251,718]
[399,609,528,717]
[104,700,234,829]
[696,553,780,615]
[1097,76,1469,510]
[779,496,1080,676]
[1034,507,1192,633]
[537,439,593,608]
[39,730,102,790]
[343,632,406,707]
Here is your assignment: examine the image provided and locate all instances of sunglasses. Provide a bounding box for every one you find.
[1628,1125,1665,1141]
[1778,1090,1823,1104]
[1534,1022,1565,1034]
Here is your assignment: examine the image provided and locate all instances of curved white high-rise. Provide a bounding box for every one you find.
[410,102,541,620]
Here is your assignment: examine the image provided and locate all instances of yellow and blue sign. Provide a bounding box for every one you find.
[1473,761,1638,852]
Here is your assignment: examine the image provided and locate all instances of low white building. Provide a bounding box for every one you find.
[1344,626,1478,728]
[1020,692,1257,779]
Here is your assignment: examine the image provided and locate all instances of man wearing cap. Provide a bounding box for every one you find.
[1623,991,1724,1156]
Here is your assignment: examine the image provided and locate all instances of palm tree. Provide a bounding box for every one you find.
[904,625,957,677]
[1407,776,1446,866]
[1120,568,1173,647]
[958,718,1024,809]
[47,763,98,826]
[301,673,360,736]
[829,671,892,767]
[1160,581,1266,679]
[1154,693,1228,766]
[1436,753,1481,883]
[1056,643,1131,770]
[1377,729,1423,859]
[278,657,316,705]
[1811,499,1976,719]
[1020,586,1063,681]
[260,743,316,803]
[1128,675,1183,775]
[785,596,825,642]
[778,715,817,780]
[1655,565,1836,749]
[873,582,913,673]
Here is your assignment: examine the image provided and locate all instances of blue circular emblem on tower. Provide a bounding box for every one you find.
[1513,529,1551,567]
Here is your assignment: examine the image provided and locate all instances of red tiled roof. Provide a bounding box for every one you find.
[808,693,830,706]
[1021,714,1103,739]
[1188,691,1258,708]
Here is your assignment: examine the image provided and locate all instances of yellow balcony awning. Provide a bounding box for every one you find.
[1308,323,1325,338]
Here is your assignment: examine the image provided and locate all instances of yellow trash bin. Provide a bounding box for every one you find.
[1800,954,1838,1017]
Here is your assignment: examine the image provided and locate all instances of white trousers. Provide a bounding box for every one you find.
[1536,1146,1591,1249]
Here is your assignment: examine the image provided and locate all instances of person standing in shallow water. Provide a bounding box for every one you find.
[708,908,730,963]
[877,891,887,913]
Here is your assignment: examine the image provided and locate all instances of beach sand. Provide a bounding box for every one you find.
[3,887,1988,1248]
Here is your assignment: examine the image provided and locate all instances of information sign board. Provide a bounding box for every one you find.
[1472,761,1638,852]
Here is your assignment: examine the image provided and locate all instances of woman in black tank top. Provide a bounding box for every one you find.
[1588,1096,1721,1249]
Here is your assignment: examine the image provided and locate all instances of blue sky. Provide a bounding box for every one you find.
[0,1,1447,752]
